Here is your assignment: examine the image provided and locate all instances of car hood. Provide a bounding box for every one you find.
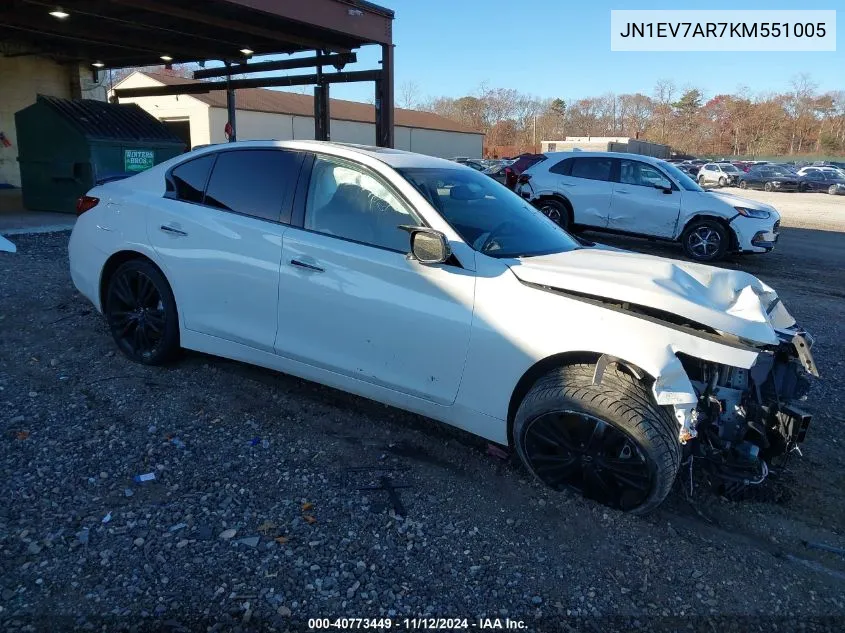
[507,248,795,345]
[700,190,779,214]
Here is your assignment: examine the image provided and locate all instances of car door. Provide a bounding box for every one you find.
[274,153,475,405]
[609,159,681,238]
[146,148,303,352]
[558,156,615,228]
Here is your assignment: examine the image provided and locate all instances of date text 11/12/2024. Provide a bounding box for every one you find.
[307,618,528,630]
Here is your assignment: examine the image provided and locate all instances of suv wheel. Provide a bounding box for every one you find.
[764,182,774,192]
[739,180,748,189]
[830,185,839,195]
[681,219,729,262]
[513,363,681,514]
[537,199,569,230]
[697,175,706,185]
[718,176,727,187]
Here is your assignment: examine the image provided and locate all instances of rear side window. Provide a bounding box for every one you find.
[204,150,301,223]
[169,154,215,203]
[570,157,613,182]
[549,158,573,175]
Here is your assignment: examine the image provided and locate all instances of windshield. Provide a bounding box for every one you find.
[659,161,703,191]
[397,167,581,258]
[722,164,741,173]
[766,166,796,176]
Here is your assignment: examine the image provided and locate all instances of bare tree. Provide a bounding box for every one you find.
[398,80,420,109]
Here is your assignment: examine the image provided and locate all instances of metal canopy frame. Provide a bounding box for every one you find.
[2,0,396,146]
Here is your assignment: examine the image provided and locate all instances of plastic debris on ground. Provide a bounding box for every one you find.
[102,512,112,524]
[133,472,156,483]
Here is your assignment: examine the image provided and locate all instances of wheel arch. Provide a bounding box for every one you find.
[99,250,173,313]
[532,193,574,224]
[678,213,739,251]
[506,351,653,447]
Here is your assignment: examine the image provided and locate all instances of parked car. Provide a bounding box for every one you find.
[697,162,743,187]
[516,152,781,262]
[677,163,700,178]
[482,162,509,185]
[738,166,801,192]
[503,153,546,190]
[68,140,817,515]
[797,169,845,194]
[796,166,845,180]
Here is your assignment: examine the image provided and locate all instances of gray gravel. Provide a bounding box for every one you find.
[1,230,844,632]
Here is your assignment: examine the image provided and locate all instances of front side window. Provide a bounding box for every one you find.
[169,154,215,203]
[619,160,671,189]
[570,157,613,182]
[304,155,419,252]
[398,166,580,259]
[204,150,300,222]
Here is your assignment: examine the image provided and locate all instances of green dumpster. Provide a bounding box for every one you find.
[15,95,185,213]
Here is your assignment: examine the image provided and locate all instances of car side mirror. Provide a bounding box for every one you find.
[408,228,451,264]
[653,183,673,194]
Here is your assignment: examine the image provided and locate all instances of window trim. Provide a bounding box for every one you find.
[163,147,306,225]
[292,151,429,255]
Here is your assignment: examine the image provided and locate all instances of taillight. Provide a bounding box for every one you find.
[76,195,100,215]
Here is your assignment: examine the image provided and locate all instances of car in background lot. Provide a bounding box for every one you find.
[697,162,743,187]
[67,140,816,515]
[516,151,780,262]
[797,165,845,180]
[482,162,509,185]
[676,163,700,178]
[797,169,845,194]
[738,165,801,192]
[503,153,546,190]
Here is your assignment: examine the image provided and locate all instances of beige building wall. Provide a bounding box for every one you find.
[112,73,212,148]
[0,57,100,186]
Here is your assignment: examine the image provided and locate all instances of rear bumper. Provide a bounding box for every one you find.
[68,225,108,312]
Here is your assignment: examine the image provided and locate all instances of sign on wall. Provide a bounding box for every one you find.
[124,149,155,172]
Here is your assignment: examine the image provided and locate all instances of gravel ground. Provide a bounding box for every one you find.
[2,229,845,633]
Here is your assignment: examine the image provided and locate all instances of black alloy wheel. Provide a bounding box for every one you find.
[106,260,179,365]
[537,199,569,230]
[522,410,653,511]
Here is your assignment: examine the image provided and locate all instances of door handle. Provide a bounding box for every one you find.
[290,259,324,273]
[160,224,188,236]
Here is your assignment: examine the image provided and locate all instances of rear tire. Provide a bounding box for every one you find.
[537,199,570,230]
[681,218,729,262]
[764,182,773,192]
[105,260,180,365]
[739,180,748,189]
[513,363,681,515]
[697,175,705,185]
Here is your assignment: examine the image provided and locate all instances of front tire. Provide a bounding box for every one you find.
[513,363,681,515]
[739,180,748,189]
[681,218,729,262]
[537,199,570,230]
[105,260,180,365]
[829,185,838,195]
[697,175,705,185]
[718,176,727,187]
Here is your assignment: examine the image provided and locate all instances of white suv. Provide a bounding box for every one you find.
[697,162,743,187]
[516,152,780,262]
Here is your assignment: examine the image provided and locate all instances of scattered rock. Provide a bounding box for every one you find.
[219,529,237,540]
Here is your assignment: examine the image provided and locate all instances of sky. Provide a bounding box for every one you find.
[316,0,843,105]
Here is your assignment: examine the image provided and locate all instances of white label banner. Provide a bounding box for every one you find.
[611,10,836,51]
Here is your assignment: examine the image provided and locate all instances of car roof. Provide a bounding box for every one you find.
[540,151,667,164]
[181,139,462,170]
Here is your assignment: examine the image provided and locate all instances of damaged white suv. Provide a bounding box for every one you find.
[516,152,780,262]
[69,141,817,514]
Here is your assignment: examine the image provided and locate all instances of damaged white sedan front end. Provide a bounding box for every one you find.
[486,246,818,509]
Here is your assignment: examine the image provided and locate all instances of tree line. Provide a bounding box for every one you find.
[407,75,845,157]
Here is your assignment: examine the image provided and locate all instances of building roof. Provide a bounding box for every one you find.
[135,72,483,135]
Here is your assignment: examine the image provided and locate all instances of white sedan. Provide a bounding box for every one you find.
[69,141,817,514]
